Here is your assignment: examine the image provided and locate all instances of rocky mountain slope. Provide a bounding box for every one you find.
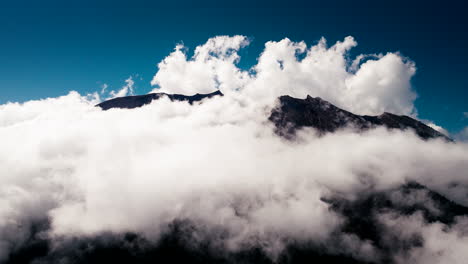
[270,95,450,140]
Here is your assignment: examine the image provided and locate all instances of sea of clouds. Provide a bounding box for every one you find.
[1,36,467,263]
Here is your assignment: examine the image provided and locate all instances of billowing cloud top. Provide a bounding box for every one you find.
[151,35,416,116]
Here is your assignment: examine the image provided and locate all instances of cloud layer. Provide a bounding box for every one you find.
[0,36,467,263]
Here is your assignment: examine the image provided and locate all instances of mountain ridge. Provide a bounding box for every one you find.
[97,91,450,141]
[96,90,223,110]
[270,95,450,140]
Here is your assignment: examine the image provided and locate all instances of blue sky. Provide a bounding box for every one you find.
[1,0,467,132]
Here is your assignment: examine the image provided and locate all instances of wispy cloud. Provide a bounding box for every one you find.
[100,83,108,94]
[108,76,135,99]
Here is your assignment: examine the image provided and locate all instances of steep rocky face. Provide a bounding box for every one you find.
[96,90,223,110]
[269,95,450,140]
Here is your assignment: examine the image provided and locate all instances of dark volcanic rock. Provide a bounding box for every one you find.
[269,95,451,140]
[97,91,450,141]
[96,90,223,110]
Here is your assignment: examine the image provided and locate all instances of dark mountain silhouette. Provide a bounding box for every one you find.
[270,95,450,140]
[97,91,450,141]
[96,90,223,110]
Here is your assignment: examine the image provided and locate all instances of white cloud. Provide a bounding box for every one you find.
[0,36,467,263]
[380,213,468,264]
[151,35,251,95]
[426,121,449,136]
[151,36,417,116]
[109,76,135,99]
[100,83,108,94]
[0,90,468,262]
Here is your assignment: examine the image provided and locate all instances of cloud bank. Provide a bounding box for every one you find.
[1,36,467,263]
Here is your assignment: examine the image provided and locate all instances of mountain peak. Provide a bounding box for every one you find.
[270,95,451,141]
[96,90,223,110]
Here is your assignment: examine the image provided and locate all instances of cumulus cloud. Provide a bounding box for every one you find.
[0,36,467,263]
[151,35,251,95]
[151,36,417,116]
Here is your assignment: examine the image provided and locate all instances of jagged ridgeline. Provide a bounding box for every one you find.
[97,90,450,141]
